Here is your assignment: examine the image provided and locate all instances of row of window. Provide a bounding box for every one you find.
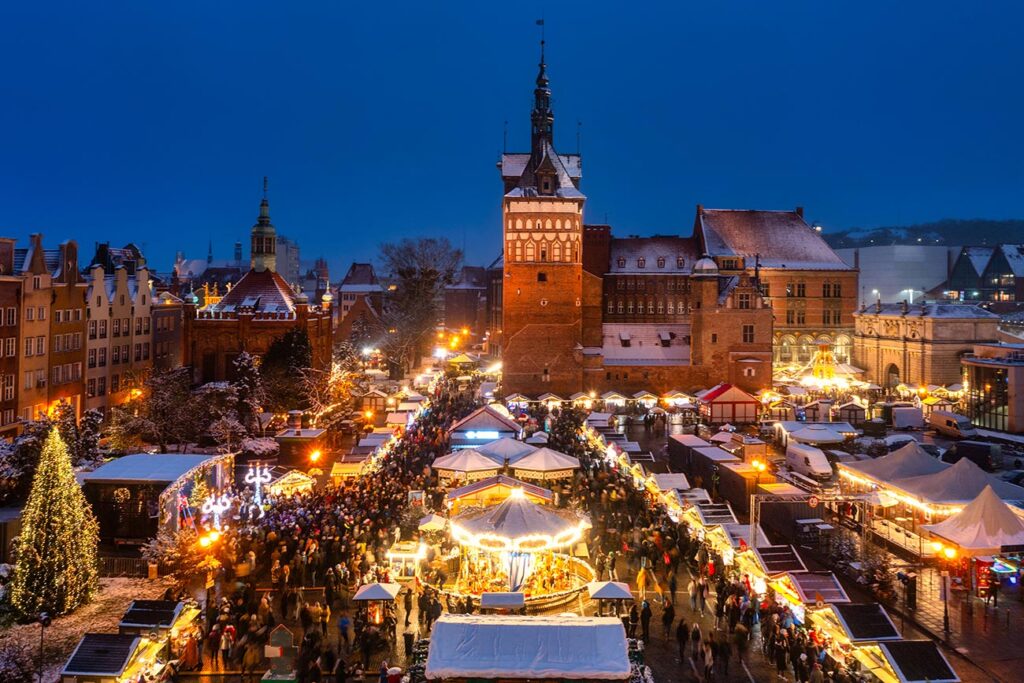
[614,277,691,293]
[22,369,46,390]
[86,372,134,398]
[24,336,46,356]
[0,408,14,425]
[53,309,83,323]
[155,316,175,332]
[777,282,843,298]
[0,338,15,357]
[53,332,83,353]
[51,362,83,386]
[93,293,148,307]
[508,240,580,263]
[0,308,15,326]
[507,218,580,231]
[614,256,687,270]
[607,299,692,315]
[24,306,46,322]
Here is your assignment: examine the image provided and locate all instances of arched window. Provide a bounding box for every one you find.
[525,241,535,261]
[552,242,562,261]
[617,300,624,314]
[515,219,523,230]
[526,219,534,230]
[607,300,614,314]
[515,242,523,261]
[540,245,548,261]
[555,219,562,230]
[627,300,634,314]
[647,299,655,314]
[657,299,664,314]
[667,301,675,314]
[545,219,553,230]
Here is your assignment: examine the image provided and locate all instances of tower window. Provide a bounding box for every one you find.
[637,258,646,268]
[711,333,718,343]
[537,272,547,282]
[657,257,665,268]
[743,325,755,343]
[542,179,552,193]
[676,256,684,269]
[617,257,626,268]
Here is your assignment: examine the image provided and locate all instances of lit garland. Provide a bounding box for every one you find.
[10,429,99,616]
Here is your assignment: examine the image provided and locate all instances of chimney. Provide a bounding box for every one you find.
[900,299,909,314]
[795,206,804,218]
[287,410,303,429]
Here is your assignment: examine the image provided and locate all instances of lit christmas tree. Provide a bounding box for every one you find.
[10,429,99,616]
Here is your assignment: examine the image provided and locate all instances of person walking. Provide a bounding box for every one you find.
[661,602,675,639]
[675,618,688,662]
[403,588,414,627]
[690,622,701,661]
[688,578,698,613]
[668,572,677,606]
[627,604,639,639]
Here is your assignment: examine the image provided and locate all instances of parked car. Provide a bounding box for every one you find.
[918,443,946,459]
[941,440,1001,472]
[999,469,1024,486]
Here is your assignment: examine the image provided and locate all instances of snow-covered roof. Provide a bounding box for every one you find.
[432,449,504,472]
[893,458,1024,505]
[601,323,690,366]
[699,383,758,404]
[476,438,538,464]
[962,246,995,276]
[856,303,997,319]
[607,236,700,274]
[500,152,582,182]
[586,581,634,600]
[450,405,522,435]
[424,614,630,680]
[652,473,691,491]
[698,208,852,271]
[997,244,1024,276]
[352,583,401,601]
[511,447,580,473]
[504,142,585,200]
[840,441,948,484]
[81,454,220,485]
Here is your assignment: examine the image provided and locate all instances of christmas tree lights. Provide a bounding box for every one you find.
[10,429,99,616]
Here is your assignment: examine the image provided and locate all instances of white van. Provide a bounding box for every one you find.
[786,442,834,483]
[927,410,977,439]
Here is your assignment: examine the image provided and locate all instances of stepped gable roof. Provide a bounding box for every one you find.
[207,268,296,313]
[922,485,1024,555]
[893,457,1024,505]
[608,236,700,274]
[340,262,382,291]
[698,208,851,270]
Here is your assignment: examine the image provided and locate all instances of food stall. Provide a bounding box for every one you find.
[267,469,316,497]
[387,541,427,580]
[352,582,401,625]
[61,632,171,683]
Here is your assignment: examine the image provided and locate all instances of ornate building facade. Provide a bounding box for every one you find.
[183,187,333,384]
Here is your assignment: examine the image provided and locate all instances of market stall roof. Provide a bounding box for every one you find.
[537,393,564,402]
[525,431,550,445]
[878,641,960,683]
[62,633,140,678]
[446,475,553,503]
[480,592,526,609]
[832,603,900,642]
[587,581,634,600]
[840,441,950,484]
[753,545,807,576]
[432,449,504,473]
[586,412,615,426]
[449,405,522,435]
[418,513,447,531]
[505,393,532,403]
[722,523,770,549]
[451,491,589,551]
[352,583,401,601]
[787,572,850,604]
[894,458,1024,505]
[80,453,220,485]
[669,434,711,448]
[601,391,629,401]
[632,390,659,401]
[922,485,1024,554]
[448,352,479,365]
[511,447,581,473]
[652,473,691,491]
[709,431,735,443]
[424,614,631,680]
[119,600,183,630]
[790,424,846,444]
[694,502,738,527]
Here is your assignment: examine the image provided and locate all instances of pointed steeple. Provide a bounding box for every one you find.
[530,37,554,159]
[250,176,277,273]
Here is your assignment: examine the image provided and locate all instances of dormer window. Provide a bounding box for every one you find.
[637,258,645,269]
[657,257,665,268]
[617,257,626,268]
[676,256,685,269]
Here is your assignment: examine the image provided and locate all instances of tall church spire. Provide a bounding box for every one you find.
[530,37,554,158]
[251,176,277,273]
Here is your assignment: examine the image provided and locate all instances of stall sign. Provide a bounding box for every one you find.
[408,490,425,506]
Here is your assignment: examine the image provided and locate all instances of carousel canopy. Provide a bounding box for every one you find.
[894,458,1024,506]
[446,475,553,503]
[790,424,845,444]
[512,447,580,473]
[450,490,589,552]
[477,437,538,464]
[424,614,631,681]
[352,583,401,601]
[432,449,503,473]
[840,441,949,484]
[586,581,634,600]
[922,485,1024,554]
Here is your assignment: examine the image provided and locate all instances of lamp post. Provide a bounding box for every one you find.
[36,612,51,683]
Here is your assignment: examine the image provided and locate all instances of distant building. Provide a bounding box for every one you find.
[944,244,1024,303]
[962,342,1024,433]
[336,262,384,344]
[444,265,489,338]
[835,245,959,307]
[853,302,999,389]
[152,291,184,371]
[276,234,301,286]
[0,239,20,436]
[183,187,333,384]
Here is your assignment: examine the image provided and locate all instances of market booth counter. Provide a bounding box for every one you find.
[387,541,427,580]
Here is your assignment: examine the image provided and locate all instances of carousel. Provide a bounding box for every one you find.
[445,488,594,608]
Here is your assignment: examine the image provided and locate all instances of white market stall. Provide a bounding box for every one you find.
[511,447,581,481]
[476,437,537,465]
[431,449,503,482]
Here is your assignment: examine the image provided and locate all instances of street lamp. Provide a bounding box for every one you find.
[36,612,51,683]
[752,459,767,488]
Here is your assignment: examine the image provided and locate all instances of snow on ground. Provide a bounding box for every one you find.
[0,576,172,682]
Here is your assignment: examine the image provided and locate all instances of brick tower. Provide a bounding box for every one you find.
[499,41,585,396]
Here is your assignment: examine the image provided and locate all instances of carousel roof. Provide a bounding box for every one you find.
[446,475,553,502]
[511,447,581,473]
[451,491,589,551]
[587,581,634,600]
[432,449,503,472]
[922,485,1024,555]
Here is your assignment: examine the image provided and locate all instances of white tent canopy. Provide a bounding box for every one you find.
[432,449,503,473]
[512,447,580,474]
[424,614,631,680]
[419,513,447,531]
[923,485,1024,556]
[652,473,691,491]
[352,583,401,601]
[840,441,949,485]
[790,424,845,445]
[586,581,634,600]
[477,438,537,464]
[894,458,1024,506]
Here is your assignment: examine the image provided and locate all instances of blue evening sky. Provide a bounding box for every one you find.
[2,1,1022,272]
